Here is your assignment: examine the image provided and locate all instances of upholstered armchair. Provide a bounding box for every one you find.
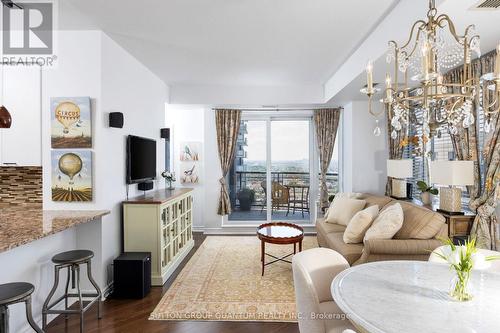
[292,248,355,333]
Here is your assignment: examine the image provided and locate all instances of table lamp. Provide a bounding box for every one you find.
[387,159,413,199]
[430,160,474,214]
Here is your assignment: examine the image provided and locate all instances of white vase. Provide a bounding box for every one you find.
[421,192,432,205]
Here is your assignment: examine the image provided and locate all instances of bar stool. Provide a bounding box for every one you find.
[0,282,43,333]
[42,250,102,332]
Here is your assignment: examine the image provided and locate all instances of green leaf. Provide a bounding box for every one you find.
[417,180,428,191]
[429,188,439,195]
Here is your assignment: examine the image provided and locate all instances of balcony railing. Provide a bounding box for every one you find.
[229,171,339,207]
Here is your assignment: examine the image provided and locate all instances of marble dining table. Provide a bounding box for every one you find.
[331,260,500,333]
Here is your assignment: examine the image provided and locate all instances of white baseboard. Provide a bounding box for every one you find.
[202,226,317,235]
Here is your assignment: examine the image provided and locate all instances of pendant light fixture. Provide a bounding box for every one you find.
[0,54,12,128]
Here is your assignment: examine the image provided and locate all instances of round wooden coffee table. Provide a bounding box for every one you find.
[257,222,304,276]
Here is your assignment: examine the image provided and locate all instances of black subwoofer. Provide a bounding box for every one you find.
[113,252,151,299]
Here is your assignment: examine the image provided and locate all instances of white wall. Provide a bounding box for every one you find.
[342,101,388,194]
[42,30,168,282]
[0,29,168,332]
[165,105,206,229]
[99,33,168,278]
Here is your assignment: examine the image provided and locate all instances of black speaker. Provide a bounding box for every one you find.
[109,112,124,128]
[160,128,170,140]
[113,252,151,299]
[138,181,153,191]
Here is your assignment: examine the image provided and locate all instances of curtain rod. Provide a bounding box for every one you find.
[211,108,341,111]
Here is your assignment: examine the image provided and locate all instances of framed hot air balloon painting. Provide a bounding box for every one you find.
[51,150,93,202]
[51,97,92,148]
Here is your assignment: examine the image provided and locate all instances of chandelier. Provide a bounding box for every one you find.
[362,0,500,140]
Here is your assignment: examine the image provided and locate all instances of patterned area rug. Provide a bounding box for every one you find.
[150,236,317,322]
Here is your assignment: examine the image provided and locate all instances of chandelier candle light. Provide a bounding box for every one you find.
[362,0,500,140]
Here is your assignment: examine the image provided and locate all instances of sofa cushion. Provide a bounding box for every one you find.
[325,197,366,226]
[325,232,364,265]
[364,203,404,241]
[394,201,446,239]
[316,218,347,235]
[343,205,380,244]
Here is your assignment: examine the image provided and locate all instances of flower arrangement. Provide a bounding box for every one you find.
[434,238,500,301]
[161,170,176,190]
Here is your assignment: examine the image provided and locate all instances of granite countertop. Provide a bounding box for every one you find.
[0,208,110,253]
[123,188,193,204]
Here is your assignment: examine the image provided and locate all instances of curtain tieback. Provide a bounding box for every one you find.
[219,177,227,186]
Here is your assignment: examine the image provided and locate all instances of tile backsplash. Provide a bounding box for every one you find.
[0,166,43,207]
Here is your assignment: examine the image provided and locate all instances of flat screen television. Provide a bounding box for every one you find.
[126,135,157,184]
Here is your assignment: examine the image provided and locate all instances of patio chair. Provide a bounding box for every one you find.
[260,181,290,215]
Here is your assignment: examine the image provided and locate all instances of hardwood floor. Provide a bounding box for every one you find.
[46,233,300,333]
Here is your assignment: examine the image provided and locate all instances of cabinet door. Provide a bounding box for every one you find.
[1,65,41,166]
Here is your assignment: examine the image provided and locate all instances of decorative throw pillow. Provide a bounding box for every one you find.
[364,203,404,241]
[325,192,363,215]
[325,197,366,226]
[343,205,380,244]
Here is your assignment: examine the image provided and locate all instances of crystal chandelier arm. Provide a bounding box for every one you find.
[482,88,500,115]
[397,20,427,51]
[448,98,463,119]
[435,15,469,44]
[368,95,384,118]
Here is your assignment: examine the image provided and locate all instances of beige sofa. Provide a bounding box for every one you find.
[316,194,447,265]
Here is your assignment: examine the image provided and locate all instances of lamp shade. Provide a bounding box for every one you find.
[430,160,474,186]
[387,159,413,179]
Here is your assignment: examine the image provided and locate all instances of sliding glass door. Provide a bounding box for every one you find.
[228,114,315,223]
[270,120,311,221]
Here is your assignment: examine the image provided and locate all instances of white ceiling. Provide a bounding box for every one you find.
[62,0,398,87]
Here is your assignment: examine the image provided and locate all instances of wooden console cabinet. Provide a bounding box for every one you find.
[123,188,194,286]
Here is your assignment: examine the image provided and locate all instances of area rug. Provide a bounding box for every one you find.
[149,236,317,322]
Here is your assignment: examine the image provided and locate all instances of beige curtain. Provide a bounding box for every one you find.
[443,50,499,249]
[442,51,497,201]
[385,106,405,196]
[314,108,341,209]
[215,109,241,216]
[470,114,500,249]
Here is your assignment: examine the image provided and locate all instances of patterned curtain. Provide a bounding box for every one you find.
[443,50,499,249]
[385,105,405,196]
[314,108,341,209]
[442,51,496,201]
[215,109,241,216]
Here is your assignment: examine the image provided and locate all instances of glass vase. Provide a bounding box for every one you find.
[449,270,473,302]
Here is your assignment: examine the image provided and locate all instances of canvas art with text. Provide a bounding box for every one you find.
[51,97,92,148]
[51,150,93,202]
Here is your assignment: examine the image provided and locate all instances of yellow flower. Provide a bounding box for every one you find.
[399,137,409,148]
